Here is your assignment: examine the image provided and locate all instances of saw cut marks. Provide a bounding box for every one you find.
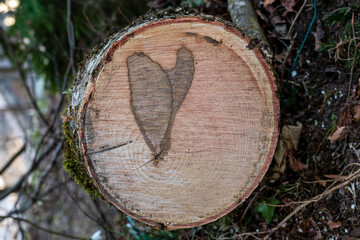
[127,46,194,162]
[76,16,279,230]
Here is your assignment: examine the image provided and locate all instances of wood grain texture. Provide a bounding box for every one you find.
[127,46,194,162]
[73,16,279,230]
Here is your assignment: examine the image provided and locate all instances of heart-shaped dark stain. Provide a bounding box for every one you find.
[126,46,194,163]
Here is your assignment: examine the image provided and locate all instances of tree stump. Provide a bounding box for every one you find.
[67,14,279,230]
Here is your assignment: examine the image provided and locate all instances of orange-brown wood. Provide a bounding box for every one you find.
[73,16,279,229]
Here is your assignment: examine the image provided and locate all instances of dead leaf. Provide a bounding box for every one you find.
[280,0,299,12]
[313,230,322,240]
[337,105,352,127]
[354,104,360,120]
[264,0,276,7]
[315,176,326,187]
[350,227,360,237]
[270,139,288,181]
[270,122,303,181]
[288,152,306,172]
[147,0,167,8]
[328,106,352,143]
[282,122,303,150]
[328,126,346,143]
[255,9,267,21]
[327,220,342,230]
[313,19,325,51]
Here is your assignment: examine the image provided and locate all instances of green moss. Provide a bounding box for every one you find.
[62,117,101,199]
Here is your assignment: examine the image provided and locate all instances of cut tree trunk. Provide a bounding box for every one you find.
[67,12,279,230]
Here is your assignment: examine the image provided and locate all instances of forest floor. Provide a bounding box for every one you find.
[184,0,360,239]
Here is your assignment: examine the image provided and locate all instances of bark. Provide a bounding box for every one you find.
[228,0,266,43]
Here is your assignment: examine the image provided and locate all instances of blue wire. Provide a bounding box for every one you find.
[285,0,317,90]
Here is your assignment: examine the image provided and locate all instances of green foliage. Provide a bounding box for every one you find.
[324,7,352,26]
[318,40,337,52]
[322,5,360,68]
[256,198,280,224]
[2,0,148,94]
[62,117,101,198]
[180,0,203,8]
[283,86,298,112]
[326,114,338,136]
[126,217,179,240]
[280,183,297,194]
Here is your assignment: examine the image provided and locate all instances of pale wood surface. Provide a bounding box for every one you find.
[76,17,279,229]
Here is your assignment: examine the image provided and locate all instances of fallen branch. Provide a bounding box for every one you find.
[227,0,266,43]
[0,27,50,127]
[220,165,360,239]
[280,0,307,87]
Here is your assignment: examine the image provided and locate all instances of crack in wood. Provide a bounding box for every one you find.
[88,141,133,155]
[203,36,221,45]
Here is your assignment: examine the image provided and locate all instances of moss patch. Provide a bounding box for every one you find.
[62,117,101,199]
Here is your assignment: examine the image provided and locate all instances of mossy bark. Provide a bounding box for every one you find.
[62,113,101,198]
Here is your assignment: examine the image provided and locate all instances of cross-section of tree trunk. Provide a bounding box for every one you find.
[66,13,279,230]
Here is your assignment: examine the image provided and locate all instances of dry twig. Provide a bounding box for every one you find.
[219,165,360,240]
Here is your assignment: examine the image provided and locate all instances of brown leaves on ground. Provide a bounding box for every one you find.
[353,77,360,120]
[327,220,342,231]
[328,126,346,143]
[264,0,276,7]
[314,176,326,187]
[354,104,360,120]
[328,106,352,143]
[328,78,360,142]
[313,19,325,51]
[271,122,304,181]
[350,227,360,238]
[280,0,300,12]
[258,2,288,36]
[282,123,303,151]
[288,152,306,172]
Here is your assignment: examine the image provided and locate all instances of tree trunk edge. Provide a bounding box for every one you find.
[62,8,280,219]
[228,0,274,63]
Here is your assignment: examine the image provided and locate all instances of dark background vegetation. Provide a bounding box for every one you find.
[0,0,359,239]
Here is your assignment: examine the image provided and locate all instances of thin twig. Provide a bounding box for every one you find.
[92,198,117,240]
[65,181,101,225]
[220,167,360,239]
[0,215,87,240]
[0,143,26,175]
[280,0,307,90]
[239,186,265,223]
[0,141,57,201]
[11,141,64,215]
[67,0,76,75]
[263,169,360,239]
[347,13,359,104]
[0,27,50,126]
